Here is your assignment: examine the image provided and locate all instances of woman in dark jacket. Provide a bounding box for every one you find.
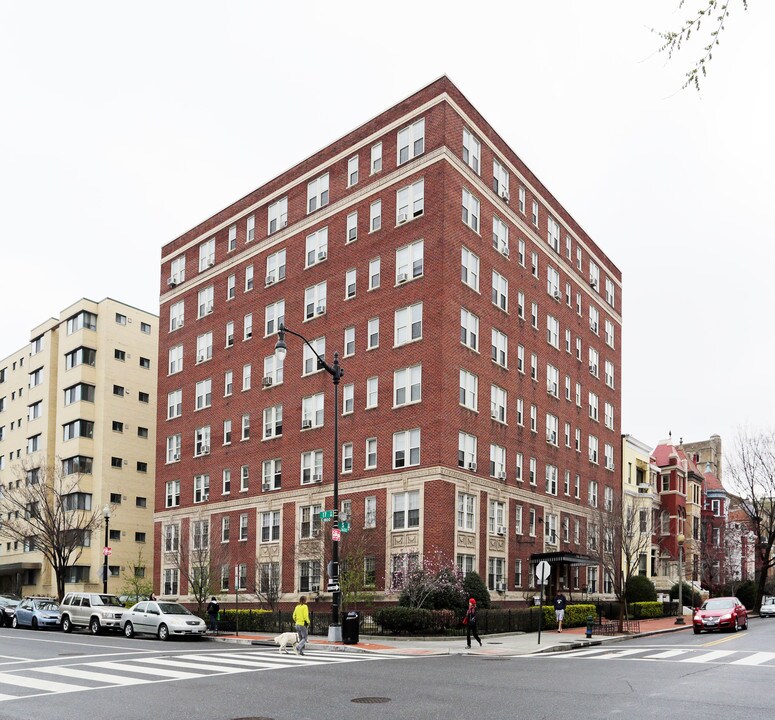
[464,597,482,649]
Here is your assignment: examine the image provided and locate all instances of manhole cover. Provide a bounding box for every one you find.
[351,697,391,704]
[487,641,503,645]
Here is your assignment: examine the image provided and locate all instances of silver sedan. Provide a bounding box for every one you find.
[760,598,775,618]
[122,601,206,640]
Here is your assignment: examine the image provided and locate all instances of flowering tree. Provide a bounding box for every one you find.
[389,550,464,609]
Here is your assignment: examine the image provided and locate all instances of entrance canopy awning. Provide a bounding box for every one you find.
[530,551,593,565]
[0,562,42,575]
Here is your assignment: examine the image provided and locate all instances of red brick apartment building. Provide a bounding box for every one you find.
[154,76,622,606]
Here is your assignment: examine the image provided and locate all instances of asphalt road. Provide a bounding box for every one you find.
[1,617,774,720]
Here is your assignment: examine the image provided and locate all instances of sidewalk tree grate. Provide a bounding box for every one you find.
[351,697,391,704]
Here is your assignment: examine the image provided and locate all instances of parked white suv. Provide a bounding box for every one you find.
[59,592,125,634]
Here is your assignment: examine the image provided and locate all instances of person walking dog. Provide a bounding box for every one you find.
[554,591,567,633]
[463,597,482,649]
[293,596,310,655]
[206,596,220,634]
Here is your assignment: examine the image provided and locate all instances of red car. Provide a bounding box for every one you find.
[693,597,748,634]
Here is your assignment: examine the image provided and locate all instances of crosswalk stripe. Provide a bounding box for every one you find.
[643,649,689,659]
[34,666,148,685]
[594,649,645,659]
[0,671,78,693]
[134,657,246,673]
[89,661,205,679]
[730,652,775,666]
[679,651,736,663]
[563,648,615,657]
[207,651,347,666]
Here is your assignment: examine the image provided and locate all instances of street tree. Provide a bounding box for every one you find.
[254,543,283,612]
[390,550,463,610]
[119,547,154,603]
[727,429,775,611]
[0,459,108,601]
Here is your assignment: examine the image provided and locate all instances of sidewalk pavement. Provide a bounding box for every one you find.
[205,615,693,657]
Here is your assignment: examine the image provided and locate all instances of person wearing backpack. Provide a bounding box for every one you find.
[206,596,220,634]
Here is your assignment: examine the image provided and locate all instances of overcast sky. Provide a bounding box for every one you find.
[1,1,771,453]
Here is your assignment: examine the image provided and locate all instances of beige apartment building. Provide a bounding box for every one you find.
[0,298,158,598]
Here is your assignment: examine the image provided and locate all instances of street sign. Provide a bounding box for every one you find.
[536,560,551,584]
[319,510,334,521]
[103,547,112,557]
[331,528,341,542]
[327,582,340,592]
[340,521,350,533]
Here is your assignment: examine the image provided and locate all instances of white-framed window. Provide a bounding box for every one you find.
[169,300,184,331]
[516,398,524,426]
[589,391,599,421]
[224,370,233,396]
[493,216,509,254]
[342,383,354,415]
[605,277,615,307]
[262,459,282,491]
[545,513,558,545]
[394,302,423,346]
[238,513,249,541]
[304,281,327,320]
[263,351,284,386]
[341,442,353,473]
[547,216,561,252]
[343,326,355,356]
[266,248,286,284]
[491,328,508,368]
[490,443,506,478]
[459,369,478,411]
[589,435,599,465]
[604,444,615,471]
[307,173,329,213]
[546,315,559,349]
[392,493,421,535]
[489,500,506,534]
[529,457,537,485]
[198,238,215,271]
[515,559,523,588]
[225,321,234,347]
[260,510,281,543]
[576,337,582,361]
[195,379,212,410]
[346,211,358,243]
[529,508,536,536]
[243,314,253,341]
[170,255,186,286]
[397,118,424,164]
[605,320,615,348]
[531,303,538,330]
[223,418,232,445]
[166,434,181,463]
[516,452,523,482]
[193,474,210,504]
[564,470,571,496]
[458,492,475,531]
[302,392,325,429]
[221,516,230,543]
[547,266,560,299]
[530,404,537,432]
[589,480,598,508]
[345,269,357,300]
[265,300,285,337]
[604,402,614,430]
[545,464,558,496]
[263,405,283,439]
[194,426,211,456]
[575,427,581,451]
[460,308,479,351]
[197,286,214,318]
[488,557,505,591]
[366,376,378,408]
[546,413,559,445]
[589,261,600,292]
[564,422,571,448]
[396,239,424,281]
[167,389,182,419]
[168,344,183,375]
[590,305,600,335]
[462,188,480,232]
[367,317,379,349]
[165,480,180,509]
[517,344,525,374]
[368,257,380,290]
[268,198,288,234]
[371,142,382,174]
[458,432,477,470]
[492,271,508,312]
[531,251,539,279]
[605,360,615,389]
[305,227,329,267]
[517,292,525,320]
[347,155,359,187]
[240,414,250,441]
[394,364,422,407]
[546,364,559,396]
[565,375,571,400]
[589,347,599,378]
[530,353,538,380]
[518,238,526,267]
[518,186,526,214]
[393,429,420,469]
[301,450,324,485]
[245,265,254,292]
[462,128,480,173]
[365,439,377,470]
[493,158,509,198]
[396,179,424,223]
[222,468,231,495]
[461,247,480,291]
[370,200,381,231]
[531,200,539,227]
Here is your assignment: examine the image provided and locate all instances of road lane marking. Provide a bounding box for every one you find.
[702,634,744,647]
[0,656,25,661]
[34,666,148,685]
[134,657,245,673]
[643,649,689,660]
[0,672,79,693]
[730,652,775,666]
[594,649,645,659]
[89,661,205,679]
[679,651,736,663]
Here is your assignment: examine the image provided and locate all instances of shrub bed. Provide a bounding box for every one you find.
[630,601,663,619]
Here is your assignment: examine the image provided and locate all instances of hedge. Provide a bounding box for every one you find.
[374,607,433,634]
[630,601,663,619]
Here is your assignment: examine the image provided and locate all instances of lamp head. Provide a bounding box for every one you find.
[103,504,111,519]
[274,325,287,357]
[677,533,685,545]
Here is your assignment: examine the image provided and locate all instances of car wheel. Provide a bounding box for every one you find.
[31,617,39,630]
[742,617,748,630]
[89,618,102,635]
[732,617,739,632]
[158,623,169,641]
[11,616,18,629]
[61,616,72,633]
[693,627,701,634]
[124,622,135,639]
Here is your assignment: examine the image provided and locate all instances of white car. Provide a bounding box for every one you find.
[122,601,206,640]
[760,597,775,617]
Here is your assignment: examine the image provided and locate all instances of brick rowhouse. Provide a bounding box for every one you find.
[154,76,623,606]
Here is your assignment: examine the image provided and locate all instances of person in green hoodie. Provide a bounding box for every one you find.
[293,596,310,655]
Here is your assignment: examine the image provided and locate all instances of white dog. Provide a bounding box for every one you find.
[274,631,300,654]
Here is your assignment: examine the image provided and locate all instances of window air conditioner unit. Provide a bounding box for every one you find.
[207,258,215,267]
[547,382,556,395]
[302,419,312,430]
[500,243,510,257]
[280,219,288,229]
[206,303,214,314]
[549,432,557,444]
[265,275,276,286]
[198,353,206,363]
[397,272,409,284]
[553,290,562,301]
[317,250,327,261]
[203,493,209,501]
[591,322,598,333]
[311,528,321,538]
[315,305,326,315]
[397,211,408,224]
[311,584,320,593]
[262,482,271,491]
[496,581,506,592]
[167,278,178,288]
[499,188,510,203]
[172,453,180,461]
[177,320,184,328]
[496,525,506,536]
[491,410,499,420]
[201,445,210,454]
[497,471,507,481]
[589,277,597,289]
[262,376,273,388]
[312,474,322,483]
[589,365,595,374]
[468,462,477,472]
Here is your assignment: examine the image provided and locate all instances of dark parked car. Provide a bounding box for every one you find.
[0,596,20,627]
[693,596,748,634]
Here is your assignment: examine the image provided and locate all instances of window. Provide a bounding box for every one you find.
[301,450,323,485]
[396,180,424,222]
[65,346,96,370]
[529,457,537,485]
[304,281,327,319]
[368,258,380,290]
[605,277,615,307]
[261,511,281,542]
[546,464,558,495]
[242,364,252,391]
[166,434,181,462]
[516,398,524,426]
[546,364,559,396]
[493,158,509,198]
[223,469,231,494]
[63,419,94,441]
[604,485,614,511]
[493,216,509,255]
[227,224,237,251]
[488,500,506,534]
[547,217,561,252]
[115,313,127,326]
[462,189,480,232]
[589,305,599,335]
[245,265,254,292]
[302,392,324,429]
[458,492,475,531]
[66,310,97,334]
[223,419,232,445]
[198,238,215,271]
[370,200,381,231]
[262,459,282,491]
[194,474,210,503]
[170,255,186,285]
[343,383,354,414]
[169,301,184,331]
[265,300,285,337]
[529,508,536,536]
[604,444,615,471]
[225,321,234,347]
[589,480,598,508]
[397,118,424,164]
[492,271,508,312]
[589,435,599,464]
[392,490,420,529]
[263,405,283,439]
[605,320,615,348]
[488,557,505,591]
[247,214,256,242]
[239,513,249,541]
[394,302,423,346]
[393,429,420,469]
[458,432,477,470]
[517,292,525,320]
[546,413,559,445]
[396,239,424,281]
[370,142,382,173]
[531,252,539,279]
[345,270,356,300]
[366,376,378,408]
[340,442,354,473]
[302,337,325,375]
[266,248,286,284]
[221,517,230,543]
[28,367,43,388]
[196,331,213,362]
[305,227,328,267]
[241,414,250,441]
[165,480,180,508]
[224,370,233,396]
[463,128,480,173]
[461,247,480,291]
[490,443,506,478]
[365,439,377,470]
[490,384,506,423]
[531,200,539,227]
[394,364,421,407]
[268,197,288,234]
[164,568,179,596]
[307,173,329,213]
[589,347,599,378]
[491,328,507,368]
[515,505,523,534]
[195,379,212,410]
[589,262,600,292]
[452,362,479,411]
[346,211,357,243]
[347,155,359,186]
[460,308,479,351]
[518,238,526,266]
[588,391,599,421]
[64,383,95,405]
[515,559,523,588]
[367,318,379,350]
[605,361,615,389]
[195,426,212,455]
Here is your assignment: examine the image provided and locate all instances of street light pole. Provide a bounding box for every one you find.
[102,505,111,594]
[675,533,685,625]
[275,324,344,641]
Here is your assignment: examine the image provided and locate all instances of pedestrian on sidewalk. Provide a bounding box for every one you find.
[206,596,220,634]
[463,597,482,649]
[553,591,567,632]
[293,596,310,655]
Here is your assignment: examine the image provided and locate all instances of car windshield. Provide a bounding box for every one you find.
[703,599,734,611]
[91,595,124,607]
[158,602,191,615]
[35,601,58,611]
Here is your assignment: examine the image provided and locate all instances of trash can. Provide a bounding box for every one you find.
[342,611,360,644]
